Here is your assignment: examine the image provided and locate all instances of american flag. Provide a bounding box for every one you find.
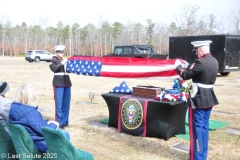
[66,58,102,76]
[66,56,186,79]
[109,81,132,94]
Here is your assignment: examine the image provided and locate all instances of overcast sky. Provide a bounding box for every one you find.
[0,0,239,27]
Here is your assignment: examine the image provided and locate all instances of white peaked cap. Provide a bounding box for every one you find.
[191,40,212,48]
[54,45,65,51]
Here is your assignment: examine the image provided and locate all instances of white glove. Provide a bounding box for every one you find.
[182,60,190,69]
[174,59,182,68]
[47,121,59,129]
[61,58,68,65]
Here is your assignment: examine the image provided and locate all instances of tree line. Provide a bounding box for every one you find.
[1,4,240,57]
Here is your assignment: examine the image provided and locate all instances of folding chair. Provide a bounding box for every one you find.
[0,122,17,160]
[6,122,45,160]
[42,127,94,160]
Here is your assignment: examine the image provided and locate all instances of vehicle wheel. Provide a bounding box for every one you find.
[220,72,230,76]
[35,57,40,63]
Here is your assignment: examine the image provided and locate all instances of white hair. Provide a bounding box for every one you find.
[14,83,38,105]
[200,46,210,53]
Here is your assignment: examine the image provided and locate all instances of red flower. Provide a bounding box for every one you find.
[180,80,185,84]
[156,96,160,101]
[185,93,189,99]
[171,94,178,100]
[180,93,184,97]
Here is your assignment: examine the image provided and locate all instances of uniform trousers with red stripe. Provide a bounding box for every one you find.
[54,87,71,126]
[188,107,212,160]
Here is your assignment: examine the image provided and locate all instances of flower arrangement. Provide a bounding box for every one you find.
[173,78,192,93]
[155,91,189,102]
[155,78,192,102]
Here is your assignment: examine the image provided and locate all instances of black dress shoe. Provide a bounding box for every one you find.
[59,125,65,129]
[63,125,69,127]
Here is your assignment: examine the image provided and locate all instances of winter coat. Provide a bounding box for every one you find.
[0,96,12,133]
[8,102,57,152]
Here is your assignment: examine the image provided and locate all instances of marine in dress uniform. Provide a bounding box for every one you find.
[49,45,72,129]
[176,40,219,160]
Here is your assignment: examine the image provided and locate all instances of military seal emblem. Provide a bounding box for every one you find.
[121,98,143,130]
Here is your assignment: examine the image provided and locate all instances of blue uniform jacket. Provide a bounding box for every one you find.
[8,102,57,152]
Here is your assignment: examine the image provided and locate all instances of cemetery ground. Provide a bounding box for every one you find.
[1,56,240,160]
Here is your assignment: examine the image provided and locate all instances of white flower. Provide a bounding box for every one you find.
[157,92,162,99]
[182,95,187,101]
[182,82,188,88]
[165,94,173,101]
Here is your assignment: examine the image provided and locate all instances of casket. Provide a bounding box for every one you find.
[132,85,164,98]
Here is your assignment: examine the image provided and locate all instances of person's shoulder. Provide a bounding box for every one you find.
[50,58,61,65]
[51,57,59,62]
[5,98,12,104]
[211,56,218,64]
[0,96,12,104]
[206,54,217,62]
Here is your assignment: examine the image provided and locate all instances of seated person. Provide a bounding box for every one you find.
[0,80,12,134]
[8,83,70,153]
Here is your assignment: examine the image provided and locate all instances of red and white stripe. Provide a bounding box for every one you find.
[68,56,185,79]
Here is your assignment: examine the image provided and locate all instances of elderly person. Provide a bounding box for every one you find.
[8,83,70,153]
[176,40,219,160]
[49,45,72,129]
[0,80,12,133]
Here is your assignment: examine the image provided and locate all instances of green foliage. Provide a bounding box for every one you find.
[146,19,156,45]
[207,14,216,34]
[112,22,124,40]
[133,23,143,43]
[168,22,177,35]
